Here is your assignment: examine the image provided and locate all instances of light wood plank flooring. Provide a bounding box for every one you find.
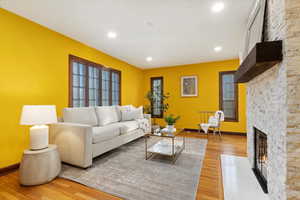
[0,133,247,200]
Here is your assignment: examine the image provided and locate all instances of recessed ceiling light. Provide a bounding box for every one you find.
[214,46,223,52]
[107,31,117,39]
[146,57,153,62]
[212,2,224,13]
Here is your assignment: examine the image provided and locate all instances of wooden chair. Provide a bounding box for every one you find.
[198,111,224,138]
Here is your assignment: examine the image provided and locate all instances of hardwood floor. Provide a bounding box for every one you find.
[0,133,247,200]
[193,133,247,200]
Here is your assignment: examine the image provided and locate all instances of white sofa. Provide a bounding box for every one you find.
[49,105,151,168]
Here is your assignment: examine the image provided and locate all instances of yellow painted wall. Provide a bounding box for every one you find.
[143,59,246,133]
[0,8,247,169]
[0,9,144,168]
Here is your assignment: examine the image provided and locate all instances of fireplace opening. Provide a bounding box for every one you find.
[253,127,268,193]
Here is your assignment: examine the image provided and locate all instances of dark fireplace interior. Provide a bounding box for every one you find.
[253,127,268,193]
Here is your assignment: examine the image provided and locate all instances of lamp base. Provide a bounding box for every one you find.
[30,125,49,150]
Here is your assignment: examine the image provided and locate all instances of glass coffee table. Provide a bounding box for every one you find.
[144,129,185,164]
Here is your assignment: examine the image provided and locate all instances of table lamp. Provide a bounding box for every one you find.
[20,105,58,150]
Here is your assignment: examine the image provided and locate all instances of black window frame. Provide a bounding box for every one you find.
[219,71,239,122]
[150,77,164,118]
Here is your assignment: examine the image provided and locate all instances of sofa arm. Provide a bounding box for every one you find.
[49,122,93,168]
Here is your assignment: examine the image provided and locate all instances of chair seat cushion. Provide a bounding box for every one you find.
[92,124,121,144]
[117,121,139,134]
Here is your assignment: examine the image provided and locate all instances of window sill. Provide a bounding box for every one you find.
[224,119,239,122]
[152,116,163,119]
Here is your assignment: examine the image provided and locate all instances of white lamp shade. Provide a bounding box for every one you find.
[20,105,58,125]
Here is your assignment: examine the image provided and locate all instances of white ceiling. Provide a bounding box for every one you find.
[1,0,254,69]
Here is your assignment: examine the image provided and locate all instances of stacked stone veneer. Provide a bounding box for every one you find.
[247,65,287,199]
[285,0,300,199]
[247,0,300,199]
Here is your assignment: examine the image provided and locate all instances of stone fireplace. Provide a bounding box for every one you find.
[246,0,300,199]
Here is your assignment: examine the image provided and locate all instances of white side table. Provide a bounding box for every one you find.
[20,144,61,186]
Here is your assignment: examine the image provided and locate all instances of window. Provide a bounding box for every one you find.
[69,55,121,107]
[151,77,163,118]
[219,71,238,121]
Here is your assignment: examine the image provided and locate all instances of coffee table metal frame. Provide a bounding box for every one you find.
[144,129,185,164]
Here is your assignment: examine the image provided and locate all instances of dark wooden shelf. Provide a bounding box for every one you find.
[235,40,283,83]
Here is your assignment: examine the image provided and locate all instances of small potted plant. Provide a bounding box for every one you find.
[164,114,180,131]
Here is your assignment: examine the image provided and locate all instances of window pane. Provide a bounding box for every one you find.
[94,68,98,78]
[101,70,111,105]
[73,75,79,87]
[79,88,85,99]
[72,61,86,107]
[73,62,79,74]
[88,66,100,106]
[151,77,163,117]
[89,100,96,106]
[73,88,78,99]
[89,89,94,99]
[79,100,85,107]
[89,67,93,77]
[223,100,235,118]
[73,100,79,107]
[79,76,85,86]
[89,79,93,88]
[220,72,237,120]
[79,64,84,75]
[102,100,109,106]
[111,71,120,106]
[222,74,234,101]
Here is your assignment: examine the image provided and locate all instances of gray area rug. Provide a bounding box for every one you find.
[60,137,207,200]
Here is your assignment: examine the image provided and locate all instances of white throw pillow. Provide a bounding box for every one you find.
[135,106,144,119]
[96,106,119,126]
[116,105,134,121]
[63,107,98,126]
[121,106,143,121]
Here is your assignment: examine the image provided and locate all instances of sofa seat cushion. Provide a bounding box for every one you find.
[117,121,139,134]
[92,124,121,144]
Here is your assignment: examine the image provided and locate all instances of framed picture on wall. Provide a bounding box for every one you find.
[181,75,198,97]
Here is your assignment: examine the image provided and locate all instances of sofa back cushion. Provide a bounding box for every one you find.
[121,106,143,121]
[63,107,98,126]
[96,106,119,126]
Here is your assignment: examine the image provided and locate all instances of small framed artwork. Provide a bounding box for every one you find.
[181,75,198,97]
